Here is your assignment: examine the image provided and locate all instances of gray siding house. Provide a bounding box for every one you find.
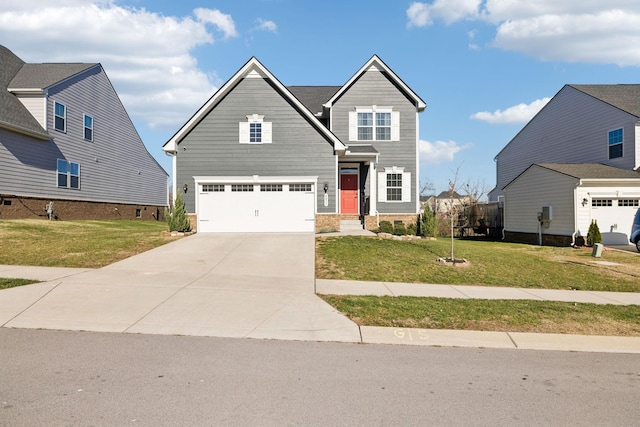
[490,84,640,246]
[164,55,426,233]
[0,45,168,220]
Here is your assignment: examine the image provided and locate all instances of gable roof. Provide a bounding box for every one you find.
[569,84,640,118]
[536,163,640,180]
[324,55,426,112]
[0,45,49,139]
[163,57,346,153]
[9,62,98,92]
[0,45,99,139]
[504,163,640,190]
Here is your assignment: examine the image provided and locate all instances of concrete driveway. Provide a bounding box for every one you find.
[0,233,360,342]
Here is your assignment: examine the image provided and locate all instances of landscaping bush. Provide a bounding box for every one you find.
[393,222,407,236]
[587,220,602,246]
[378,220,393,234]
[166,193,191,232]
[407,223,417,236]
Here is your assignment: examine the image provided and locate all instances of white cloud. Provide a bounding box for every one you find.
[0,2,239,131]
[256,18,278,33]
[419,139,471,164]
[407,1,640,66]
[471,97,551,124]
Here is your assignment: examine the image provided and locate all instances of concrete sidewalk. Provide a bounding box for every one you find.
[2,245,640,352]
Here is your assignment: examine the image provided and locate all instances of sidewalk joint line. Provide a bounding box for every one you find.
[506,332,518,349]
[1,281,62,328]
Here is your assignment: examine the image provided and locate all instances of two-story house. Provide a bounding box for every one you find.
[0,45,168,221]
[490,84,640,246]
[163,55,426,233]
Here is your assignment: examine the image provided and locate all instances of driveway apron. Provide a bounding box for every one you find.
[1,233,360,342]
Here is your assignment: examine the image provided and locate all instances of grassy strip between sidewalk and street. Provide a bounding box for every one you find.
[0,278,38,290]
[316,236,640,293]
[320,295,640,337]
[0,219,170,268]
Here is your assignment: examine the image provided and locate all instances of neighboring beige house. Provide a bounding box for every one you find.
[422,191,471,214]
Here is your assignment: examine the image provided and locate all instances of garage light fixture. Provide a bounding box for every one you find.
[183,183,188,193]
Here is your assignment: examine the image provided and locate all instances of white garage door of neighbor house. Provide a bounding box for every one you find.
[197,182,315,233]
[590,199,639,245]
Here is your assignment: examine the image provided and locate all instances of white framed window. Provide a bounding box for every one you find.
[592,199,612,207]
[349,106,399,141]
[618,199,639,207]
[239,114,272,144]
[54,101,66,132]
[260,184,283,192]
[608,128,623,159]
[57,159,80,189]
[378,167,411,203]
[202,184,224,192]
[231,184,254,192]
[290,183,312,192]
[83,114,93,141]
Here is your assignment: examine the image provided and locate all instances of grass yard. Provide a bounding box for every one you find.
[320,295,640,337]
[0,219,170,268]
[0,278,38,289]
[316,236,640,293]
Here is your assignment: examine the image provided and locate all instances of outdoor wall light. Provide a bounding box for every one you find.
[183,183,188,193]
[323,182,329,193]
[582,198,588,206]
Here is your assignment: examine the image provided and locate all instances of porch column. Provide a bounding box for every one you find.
[369,160,377,214]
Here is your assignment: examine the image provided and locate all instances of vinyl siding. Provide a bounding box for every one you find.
[331,69,418,214]
[504,165,578,236]
[0,66,168,206]
[492,86,639,200]
[16,95,46,129]
[175,77,337,213]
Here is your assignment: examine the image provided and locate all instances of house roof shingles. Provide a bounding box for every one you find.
[570,84,640,118]
[536,163,640,180]
[9,62,97,90]
[287,86,340,116]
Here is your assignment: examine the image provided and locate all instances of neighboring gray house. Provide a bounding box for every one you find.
[490,84,640,246]
[163,55,426,233]
[0,45,168,220]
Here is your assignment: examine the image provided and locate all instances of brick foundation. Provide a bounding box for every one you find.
[0,195,165,222]
[366,214,420,231]
[504,231,573,247]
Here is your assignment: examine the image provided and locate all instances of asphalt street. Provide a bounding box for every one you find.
[1,328,639,426]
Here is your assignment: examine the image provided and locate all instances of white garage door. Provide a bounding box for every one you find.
[591,198,639,245]
[196,181,316,233]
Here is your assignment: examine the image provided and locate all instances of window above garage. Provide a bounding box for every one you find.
[239,114,272,144]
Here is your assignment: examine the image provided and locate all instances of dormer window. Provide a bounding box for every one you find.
[239,114,272,144]
[349,106,399,141]
[54,101,66,132]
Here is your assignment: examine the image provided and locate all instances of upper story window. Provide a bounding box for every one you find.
[608,128,623,159]
[84,114,93,141]
[239,114,272,144]
[57,159,80,189]
[349,107,399,142]
[54,101,66,132]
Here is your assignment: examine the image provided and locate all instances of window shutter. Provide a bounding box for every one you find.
[378,172,387,202]
[239,122,249,144]
[262,122,272,143]
[401,172,411,202]
[349,111,357,141]
[391,111,400,141]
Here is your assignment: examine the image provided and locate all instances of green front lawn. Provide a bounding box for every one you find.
[0,219,170,268]
[316,236,640,293]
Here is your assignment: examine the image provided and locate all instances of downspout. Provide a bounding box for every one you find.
[570,181,581,247]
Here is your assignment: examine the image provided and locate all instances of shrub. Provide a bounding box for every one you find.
[407,223,417,236]
[420,208,436,237]
[166,193,191,232]
[587,220,602,246]
[378,220,393,234]
[393,222,407,236]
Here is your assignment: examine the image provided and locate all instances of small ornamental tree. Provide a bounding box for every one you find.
[587,220,602,246]
[166,193,191,232]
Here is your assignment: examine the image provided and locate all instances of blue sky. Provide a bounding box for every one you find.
[2,1,640,196]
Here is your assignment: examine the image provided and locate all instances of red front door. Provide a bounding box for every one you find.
[340,174,358,214]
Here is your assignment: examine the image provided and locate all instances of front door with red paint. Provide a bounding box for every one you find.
[340,174,359,214]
